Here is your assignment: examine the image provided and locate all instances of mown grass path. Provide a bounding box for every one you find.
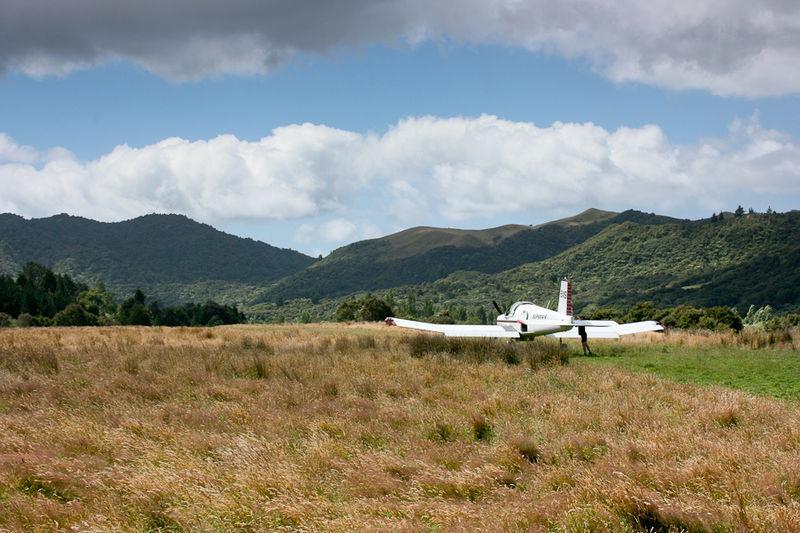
[582,343,800,401]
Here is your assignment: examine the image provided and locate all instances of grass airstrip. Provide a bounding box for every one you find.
[585,330,800,402]
[0,324,799,530]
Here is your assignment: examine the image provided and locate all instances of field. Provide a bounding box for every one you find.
[1,325,800,531]
[584,330,800,401]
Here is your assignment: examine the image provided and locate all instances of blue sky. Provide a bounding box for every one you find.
[1,1,799,255]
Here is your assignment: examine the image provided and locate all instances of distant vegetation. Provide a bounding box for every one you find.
[0,213,314,304]
[0,263,245,327]
[269,288,796,336]
[249,209,800,323]
[3,208,799,322]
[388,210,800,314]
[257,209,677,303]
[334,294,393,322]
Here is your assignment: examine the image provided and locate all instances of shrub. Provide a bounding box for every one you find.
[53,303,99,327]
[0,312,10,327]
[472,414,495,442]
[762,313,800,332]
[704,306,743,332]
[16,313,34,327]
[743,305,774,328]
[512,437,541,463]
[662,305,704,329]
[625,301,665,323]
[661,305,742,331]
[20,315,53,327]
[335,294,393,322]
[334,299,358,321]
[250,354,269,379]
[428,422,458,442]
[356,295,392,322]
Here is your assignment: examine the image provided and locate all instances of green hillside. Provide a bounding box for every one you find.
[0,213,314,305]
[247,211,800,322]
[3,209,797,321]
[382,211,800,314]
[256,208,676,303]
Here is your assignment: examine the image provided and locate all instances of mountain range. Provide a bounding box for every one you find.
[1,208,798,318]
[0,213,314,305]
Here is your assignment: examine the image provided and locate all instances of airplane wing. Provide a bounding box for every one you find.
[551,327,620,339]
[615,320,664,335]
[551,320,663,339]
[385,317,521,338]
[571,319,620,327]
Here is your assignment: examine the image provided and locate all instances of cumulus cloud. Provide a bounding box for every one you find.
[0,134,37,164]
[1,0,799,96]
[1,114,798,227]
[295,218,382,245]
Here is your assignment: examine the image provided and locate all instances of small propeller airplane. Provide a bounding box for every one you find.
[384,277,663,340]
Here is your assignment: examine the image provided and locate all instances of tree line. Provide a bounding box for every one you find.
[0,263,245,327]
[332,292,800,333]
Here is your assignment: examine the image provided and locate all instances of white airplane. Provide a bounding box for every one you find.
[385,277,663,340]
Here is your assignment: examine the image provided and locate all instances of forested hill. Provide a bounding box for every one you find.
[0,213,314,304]
[375,210,800,316]
[3,208,796,317]
[255,208,679,303]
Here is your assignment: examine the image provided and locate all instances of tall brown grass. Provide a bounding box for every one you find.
[0,323,798,530]
[619,327,800,350]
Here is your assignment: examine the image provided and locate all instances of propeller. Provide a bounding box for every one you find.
[492,300,504,315]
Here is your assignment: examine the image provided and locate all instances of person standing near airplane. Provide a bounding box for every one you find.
[578,325,592,355]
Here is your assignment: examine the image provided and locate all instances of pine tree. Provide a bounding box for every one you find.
[405,293,417,318]
[422,298,434,318]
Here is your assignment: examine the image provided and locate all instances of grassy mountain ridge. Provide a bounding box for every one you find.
[382,224,528,260]
[380,211,800,315]
[0,213,314,305]
[256,209,678,303]
[377,208,619,261]
[245,211,800,322]
[3,208,795,320]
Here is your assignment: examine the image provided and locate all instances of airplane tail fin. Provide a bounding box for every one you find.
[557,277,573,317]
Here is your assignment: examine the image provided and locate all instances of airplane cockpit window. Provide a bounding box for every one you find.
[508,302,533,316]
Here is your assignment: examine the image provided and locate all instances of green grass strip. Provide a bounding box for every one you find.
[580,344,800,401]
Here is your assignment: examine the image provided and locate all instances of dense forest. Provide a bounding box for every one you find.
[257,209,679,303]
[2,208,799,324]
[248,210,800,323]
[0,213,314,304]
[0,263,245,327]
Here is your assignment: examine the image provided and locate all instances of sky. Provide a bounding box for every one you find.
[1,0,799,256]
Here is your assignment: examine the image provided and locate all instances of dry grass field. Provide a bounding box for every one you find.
[1,324,799,531]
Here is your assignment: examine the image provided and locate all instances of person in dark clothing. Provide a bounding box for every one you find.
[578,325,592,355]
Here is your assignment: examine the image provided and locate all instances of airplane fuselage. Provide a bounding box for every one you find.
[495,302,573,337]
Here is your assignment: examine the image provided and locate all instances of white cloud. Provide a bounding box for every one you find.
[1,114,798,229]
[1,0,799,96]
[0,134,38,164]
[295,218,382,246]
